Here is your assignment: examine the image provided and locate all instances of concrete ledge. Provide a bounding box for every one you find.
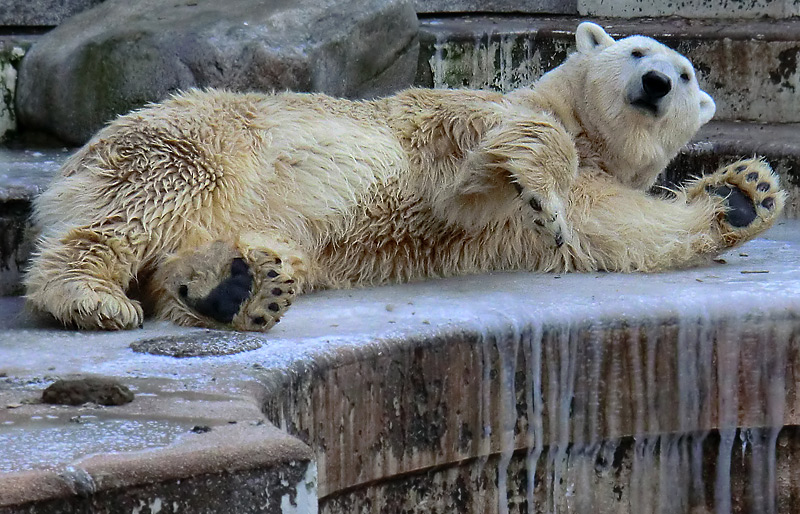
[0,363,315,512]
[665,122,800,218]
[1,225,800,511]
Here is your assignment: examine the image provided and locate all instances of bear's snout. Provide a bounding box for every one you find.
[627,66,674,117]
[641,70,671,100]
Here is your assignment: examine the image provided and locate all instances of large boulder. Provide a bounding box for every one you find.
[16,0,419,145]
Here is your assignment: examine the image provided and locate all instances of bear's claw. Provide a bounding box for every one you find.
[518,188,571,248]
[232,248,296,331]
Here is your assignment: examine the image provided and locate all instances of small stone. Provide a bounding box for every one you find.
[739,253,749,257]
[6,403,22,409]
[713,258,727,264]
[191,425,212,434]
[42,377,134,406]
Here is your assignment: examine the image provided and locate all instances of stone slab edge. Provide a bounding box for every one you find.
[0,381,315,511]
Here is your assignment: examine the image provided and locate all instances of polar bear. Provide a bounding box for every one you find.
[26,22,785,331]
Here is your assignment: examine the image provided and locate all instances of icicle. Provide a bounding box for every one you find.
[496,319,520,514]
[432,33,446,89]
[524,321,544,514]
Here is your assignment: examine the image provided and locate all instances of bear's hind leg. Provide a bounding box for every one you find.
[25,224,147,330]
[150,233,305,331]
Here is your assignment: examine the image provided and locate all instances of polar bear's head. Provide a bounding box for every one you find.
[568,22,716,187]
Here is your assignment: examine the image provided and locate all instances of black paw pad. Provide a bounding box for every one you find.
[188,258,253,323]
[710,185,757,228]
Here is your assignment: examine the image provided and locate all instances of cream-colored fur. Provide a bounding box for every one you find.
[26,22,785,331]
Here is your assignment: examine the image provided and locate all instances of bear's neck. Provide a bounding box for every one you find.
[514,58,671,190]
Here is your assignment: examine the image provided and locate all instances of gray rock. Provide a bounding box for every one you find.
[0,0,106,27]
[16,0,419,145]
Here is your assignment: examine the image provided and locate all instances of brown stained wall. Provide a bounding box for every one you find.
[321,427,800,513]
[262,313,800,504]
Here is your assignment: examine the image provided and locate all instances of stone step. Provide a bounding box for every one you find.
[415,0,800,18]
[577,0,800,19]
[0,145,71,295]
[1,121,799,296]
[0,0,105,27]
[416,15,800,123]
[2,225,800,511]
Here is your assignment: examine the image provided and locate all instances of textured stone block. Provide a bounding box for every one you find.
[0,0,105,27]
[15,0,419,145]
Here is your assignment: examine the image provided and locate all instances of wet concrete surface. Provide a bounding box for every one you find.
[0,146,71,202]
[0,223,799,510]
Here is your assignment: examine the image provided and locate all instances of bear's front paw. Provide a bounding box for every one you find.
[513,182,572,247]
[687,158,785,246]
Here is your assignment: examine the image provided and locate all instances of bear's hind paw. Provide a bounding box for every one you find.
[233,249,296,331]
[162,241,296,332]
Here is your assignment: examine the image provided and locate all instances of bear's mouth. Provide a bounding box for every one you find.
[630,97,660,116]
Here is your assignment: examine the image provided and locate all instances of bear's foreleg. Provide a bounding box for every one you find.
[149,232,305,331]
[565,159,785,272]
[25,224,147,329]
[461,114,579,246]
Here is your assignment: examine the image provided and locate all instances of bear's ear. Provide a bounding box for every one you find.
[698,90,716,125]
[575,22,615,53]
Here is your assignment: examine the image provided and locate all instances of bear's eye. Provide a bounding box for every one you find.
[631,50,644,58]
[680,72,691,82]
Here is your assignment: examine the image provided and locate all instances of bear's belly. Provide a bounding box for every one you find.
[310,186,555,289]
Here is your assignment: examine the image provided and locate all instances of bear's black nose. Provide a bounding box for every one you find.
[641,70,671,100]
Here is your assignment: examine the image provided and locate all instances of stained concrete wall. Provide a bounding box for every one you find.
[579,0,800,19]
